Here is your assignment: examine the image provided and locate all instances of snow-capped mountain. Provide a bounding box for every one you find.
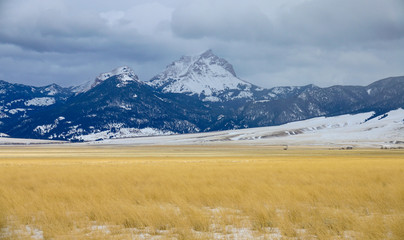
[71,66,140,93]
[148,50,255,102]
[94,66,140,88]
[1,50,403,142]
[0,80,73,135]
[6,68,213,141]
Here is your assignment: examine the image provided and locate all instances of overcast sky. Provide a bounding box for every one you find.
[0,0,403,88]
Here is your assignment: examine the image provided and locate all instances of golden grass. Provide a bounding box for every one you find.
[0,145,403,239]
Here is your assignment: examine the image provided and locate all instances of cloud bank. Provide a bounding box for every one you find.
[0,0,403,88]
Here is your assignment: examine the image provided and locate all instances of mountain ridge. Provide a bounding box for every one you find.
[0,50,403,141]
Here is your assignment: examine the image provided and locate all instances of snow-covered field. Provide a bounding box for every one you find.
[0,137,64,145]
[1,108,403,147]
[97,108,404,148]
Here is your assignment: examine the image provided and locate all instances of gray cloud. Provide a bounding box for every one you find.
[276,0,404,46]
[171,1,273,41]
[0,0,403,89]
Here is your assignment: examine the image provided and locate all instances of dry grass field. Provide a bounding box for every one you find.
[0,145,403,239]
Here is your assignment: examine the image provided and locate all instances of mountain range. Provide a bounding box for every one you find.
[0,50,403,141]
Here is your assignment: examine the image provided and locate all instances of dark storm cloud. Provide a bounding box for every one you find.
[0,0,403,88]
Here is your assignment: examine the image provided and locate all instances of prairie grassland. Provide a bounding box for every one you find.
[0,145,403,239]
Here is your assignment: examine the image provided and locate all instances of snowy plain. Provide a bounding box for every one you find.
[1,108,403,148]
[92,108,404,148]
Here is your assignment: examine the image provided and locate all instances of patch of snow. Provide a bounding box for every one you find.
[234,91,253,99]
[203,96,221,102]
[8,108,26,114]
[76,127,174,141]
[25,97,55,106]
[0,112,9,118]
[33,117,65,136]
[43,85,59,96]
[90,225,111,234]
[367,89,372,95]
[0,133,10,137]
[34,124,55,135]
[1,225,43,239]
[26,226,44,240]
[120,105,132,110]
[6,99,24,106]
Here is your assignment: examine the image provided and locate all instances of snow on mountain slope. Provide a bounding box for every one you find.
[73,66,140,93]
[97,108,404,147]
[96,66,138,83]
[75,127,174,141]
[148,50,253,100]
[25,97,55,106]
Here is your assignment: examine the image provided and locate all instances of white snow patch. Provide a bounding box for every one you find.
[1,225,43,239]
[6,99,24,106]
[234,91,253,99]
[217,114,225,120]
[8,108,26,114]
[0,112,9,118]
[34,124,55,135]
[90,224,111,234]
[203,96,221,102]
[120,105,132,110]
[25,97,55,106]
[76,127,174,141]
[33,117,65,136]
[43,85,59,96]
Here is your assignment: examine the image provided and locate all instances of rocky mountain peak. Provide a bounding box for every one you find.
[147,50,249,99]
[73,66,140,93]
[94,66,139,87]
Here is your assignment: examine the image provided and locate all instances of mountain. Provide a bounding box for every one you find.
[0,80,73,137]
[147,49,260,102]
[71,66,140,93]
[0,50,403,141]
[6,67,214,141]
